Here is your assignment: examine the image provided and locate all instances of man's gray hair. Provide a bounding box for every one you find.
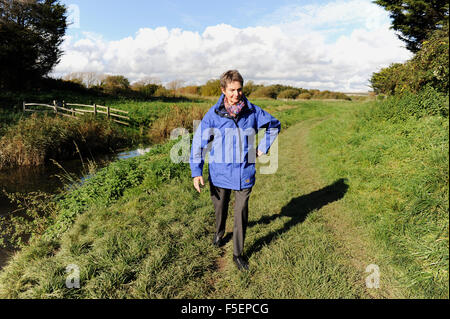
[220,70,244,89]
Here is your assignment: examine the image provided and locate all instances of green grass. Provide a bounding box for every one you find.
[0,109,24,136]
[208,118,368,298]
[0,97,447,298]
[309,101,449,298]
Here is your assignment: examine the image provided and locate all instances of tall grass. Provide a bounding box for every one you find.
[0,109,23,136]
[368,85,449,120]
[0,114,132,169]
[147,105,206,143]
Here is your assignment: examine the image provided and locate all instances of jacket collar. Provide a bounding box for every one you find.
[214,94,254,119]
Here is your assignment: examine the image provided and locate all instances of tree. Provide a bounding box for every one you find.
[278,89,301,99]
[101,75,130,94]
[370,20,448,95]
[166,79,185,94]
[374,0,449,53]
[370,63,405,94]
[243,80,263,97]
[200,79,221,97]
[131,80,161,98]
[63,72,105,88]
[0,0,67,89]
[250,85,279,99]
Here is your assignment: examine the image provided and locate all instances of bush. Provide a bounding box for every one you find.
[250,86,279,99]
[368,85,449,121]
[410,21,449,94]
[311,90,351,100]
[154,86,172,98]
[370,21,449,95]
[179,86,201,95]
[243,80,262,97]
[278,89,300,99]
[297,92,312,100]
[102,75,130,95]
[200,79,221,97]
[43,138,191,241]
[131,82,160,98]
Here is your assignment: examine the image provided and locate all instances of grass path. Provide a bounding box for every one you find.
[205,116,404,298]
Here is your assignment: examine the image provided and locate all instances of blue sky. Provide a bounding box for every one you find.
[61,0,329,40]
[55,0,412,92]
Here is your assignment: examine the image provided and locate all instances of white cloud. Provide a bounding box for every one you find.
[52,0,412,92]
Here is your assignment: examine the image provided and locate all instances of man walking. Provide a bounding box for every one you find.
[190,70,281,271]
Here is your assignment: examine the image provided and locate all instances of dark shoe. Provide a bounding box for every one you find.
[212,235,223,247]
[233,255,249,271]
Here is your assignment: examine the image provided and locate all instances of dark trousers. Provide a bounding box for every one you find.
[210,183,252,257]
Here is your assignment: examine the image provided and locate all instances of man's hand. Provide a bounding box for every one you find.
[193,176,204,193]
[256,150,264,157]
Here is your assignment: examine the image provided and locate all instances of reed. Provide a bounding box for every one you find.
[0,113,131,169]
[147,105,206,143]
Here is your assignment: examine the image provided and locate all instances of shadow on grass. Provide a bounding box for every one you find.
[246,178,349,258]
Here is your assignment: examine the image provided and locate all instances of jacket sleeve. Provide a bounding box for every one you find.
[189,112,212,178]
[255,106,281,154]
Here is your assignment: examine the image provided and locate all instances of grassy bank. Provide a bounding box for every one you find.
[309,93,449,298]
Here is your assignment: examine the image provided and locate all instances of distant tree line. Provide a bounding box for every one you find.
[60,73,353,101]
[177,79,352,100]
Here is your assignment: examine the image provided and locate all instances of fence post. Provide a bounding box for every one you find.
[107,105,110,119]
[53,100,57,114]
[94,104,97,117]
[23,101,26,113]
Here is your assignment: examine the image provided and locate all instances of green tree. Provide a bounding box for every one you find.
[370,21,448,95]
[243,80,262,97]
[278,89,301,99]
[370,63,405,94]
[374,0,449,53]
[410,20,449,93]
[0,0,67,89]
[102,75,130,94]
[250,85,280,99]
[200,79,221,97]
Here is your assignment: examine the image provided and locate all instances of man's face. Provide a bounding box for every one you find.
[222,81,243,104]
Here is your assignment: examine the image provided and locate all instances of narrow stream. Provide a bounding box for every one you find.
[0,146,151,270]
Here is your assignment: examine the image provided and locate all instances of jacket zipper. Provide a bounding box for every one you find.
[216,108,245,188]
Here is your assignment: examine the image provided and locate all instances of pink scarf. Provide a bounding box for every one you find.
[224,97,245,117]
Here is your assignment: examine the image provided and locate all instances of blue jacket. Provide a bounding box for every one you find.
[190,94,281,190]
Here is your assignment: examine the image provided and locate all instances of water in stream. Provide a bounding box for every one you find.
[0,146,151,269]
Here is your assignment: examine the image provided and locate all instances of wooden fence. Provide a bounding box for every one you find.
[23,100,130,126]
